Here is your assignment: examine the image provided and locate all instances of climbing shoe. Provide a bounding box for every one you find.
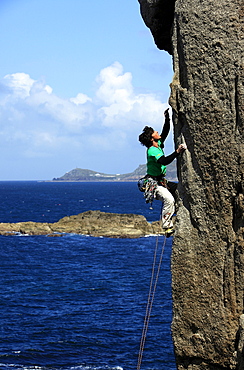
[163,227,175,237]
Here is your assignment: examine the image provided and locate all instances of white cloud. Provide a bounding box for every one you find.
[96,61,133,105]
[96,62,166,128]
[3,72,36,98]
[0,63,172,177]
[0,73,94,136]
[70,93,92,105]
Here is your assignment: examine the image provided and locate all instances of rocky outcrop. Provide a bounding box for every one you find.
[0,210,164,238]
[138,0,175,53]
[138,0,244,369]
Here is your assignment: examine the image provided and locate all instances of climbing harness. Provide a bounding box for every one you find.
[136,210,167,370]
[138,176,169,209]
[137,176,158,208]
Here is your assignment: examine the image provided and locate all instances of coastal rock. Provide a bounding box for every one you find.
[138,0,175,53]
[235,314,244,369]
[0,221,52,236]
[0,210,164,238]
[139,0,244,369]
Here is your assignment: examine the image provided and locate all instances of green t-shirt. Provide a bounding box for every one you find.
[147,140,166,177]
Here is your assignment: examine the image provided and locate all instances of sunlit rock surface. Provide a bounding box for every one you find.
[0,210,165,238]
[138,0,244,368]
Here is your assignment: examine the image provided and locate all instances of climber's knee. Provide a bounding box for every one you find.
[155,186,174,205]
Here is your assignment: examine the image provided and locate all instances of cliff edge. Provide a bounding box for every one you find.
[138,0,244,369]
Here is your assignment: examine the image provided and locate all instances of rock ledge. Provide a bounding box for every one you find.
[0,210,164,238]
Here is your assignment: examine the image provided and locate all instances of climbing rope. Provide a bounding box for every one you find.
[136,229,167,370]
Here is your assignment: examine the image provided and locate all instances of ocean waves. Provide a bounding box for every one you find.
[0,182,176,370]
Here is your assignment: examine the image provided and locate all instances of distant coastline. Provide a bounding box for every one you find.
[52,161,177,182]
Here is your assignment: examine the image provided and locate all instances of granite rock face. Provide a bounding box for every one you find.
[138,0,244,369]
[0,210,164,238]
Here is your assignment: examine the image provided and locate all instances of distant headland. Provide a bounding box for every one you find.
[52,161,177,182]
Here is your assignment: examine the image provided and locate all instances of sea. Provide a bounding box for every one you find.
[0,181,176,370]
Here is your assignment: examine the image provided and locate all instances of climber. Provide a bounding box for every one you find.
[138,108,186,236]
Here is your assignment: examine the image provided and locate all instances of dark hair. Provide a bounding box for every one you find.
[139,126,154,148]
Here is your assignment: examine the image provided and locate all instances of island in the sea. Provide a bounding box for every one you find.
[52,161,177,182]
[0,210,167,238]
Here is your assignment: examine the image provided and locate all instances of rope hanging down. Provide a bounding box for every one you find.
[136,232,167,370]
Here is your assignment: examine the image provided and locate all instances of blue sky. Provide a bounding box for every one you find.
[0,0,174,180]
